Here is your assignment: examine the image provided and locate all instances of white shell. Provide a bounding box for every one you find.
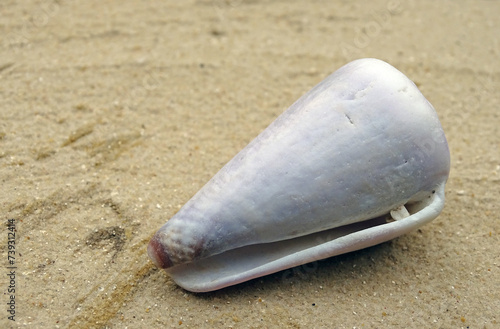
[148,58,450,292]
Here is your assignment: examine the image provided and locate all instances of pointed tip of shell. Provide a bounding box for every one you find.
[147,235,174,269]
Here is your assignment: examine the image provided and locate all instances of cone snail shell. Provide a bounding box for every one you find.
[148,58,450,292]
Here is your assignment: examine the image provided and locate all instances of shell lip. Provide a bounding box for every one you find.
[161,182,446,293]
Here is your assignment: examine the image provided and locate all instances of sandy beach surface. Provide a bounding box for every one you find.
[1,1,499,328]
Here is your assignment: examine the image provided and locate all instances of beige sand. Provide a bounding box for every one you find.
[1,1,498,328]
